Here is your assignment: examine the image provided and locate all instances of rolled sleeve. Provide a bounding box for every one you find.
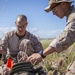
[49,21,75,53]
[50,39,63,53]
[32,35,43,52]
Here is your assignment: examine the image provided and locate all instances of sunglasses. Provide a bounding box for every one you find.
[17,25,26,29]
[52,3,61,9]
[52,3,61,12]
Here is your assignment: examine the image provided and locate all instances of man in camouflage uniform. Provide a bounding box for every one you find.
[0,14,43,75]
[27,0,75,75]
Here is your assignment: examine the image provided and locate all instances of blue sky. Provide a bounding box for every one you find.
[0,0,74,38]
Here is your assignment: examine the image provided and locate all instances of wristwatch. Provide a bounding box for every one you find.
[39,51,46,58]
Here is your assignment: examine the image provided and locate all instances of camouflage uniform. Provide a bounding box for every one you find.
[0,30,44,75]
[50,5,75,53]
[45,0,75,75]
[0,30,43,62]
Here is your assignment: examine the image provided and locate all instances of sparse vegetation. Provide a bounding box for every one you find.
[40,38,53,49]
[0,38,75,75]
[40,39,75,74]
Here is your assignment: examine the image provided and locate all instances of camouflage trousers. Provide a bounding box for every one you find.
[2,39,34,63]
[19,39,34,56]
[0,39,34,75]
[17,39,34,63]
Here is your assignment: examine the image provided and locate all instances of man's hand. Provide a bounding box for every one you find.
[26,53,42,65]
[17,51,28,63]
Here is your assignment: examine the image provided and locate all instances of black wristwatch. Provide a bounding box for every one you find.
[39,51,46,58]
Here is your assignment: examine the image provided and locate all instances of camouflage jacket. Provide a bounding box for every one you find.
[50,5,75,53]
[1,30,43,55]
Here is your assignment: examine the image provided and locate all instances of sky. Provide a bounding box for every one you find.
[0,0,75,38]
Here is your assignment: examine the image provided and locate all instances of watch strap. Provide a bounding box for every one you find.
[39,51,46,58]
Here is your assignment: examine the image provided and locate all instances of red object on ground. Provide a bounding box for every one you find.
[6,57,13,69]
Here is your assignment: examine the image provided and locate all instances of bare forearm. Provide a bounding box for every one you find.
[26,46,56,64]
[43,46,56,56]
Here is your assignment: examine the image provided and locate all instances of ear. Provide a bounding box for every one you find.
[26,22,28,27]
[15,22,16,26]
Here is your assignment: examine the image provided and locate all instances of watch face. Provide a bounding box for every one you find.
[39,51,46,58]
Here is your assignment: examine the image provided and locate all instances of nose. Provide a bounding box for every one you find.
[52,11,55,15]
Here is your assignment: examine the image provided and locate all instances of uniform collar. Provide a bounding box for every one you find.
[66,5,74,21]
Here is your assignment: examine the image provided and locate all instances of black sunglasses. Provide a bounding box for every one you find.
[52,3,61,10]
[17,25,26,28]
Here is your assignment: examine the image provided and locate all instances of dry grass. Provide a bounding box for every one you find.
[0,39,75,75]
[40,39,75,74]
